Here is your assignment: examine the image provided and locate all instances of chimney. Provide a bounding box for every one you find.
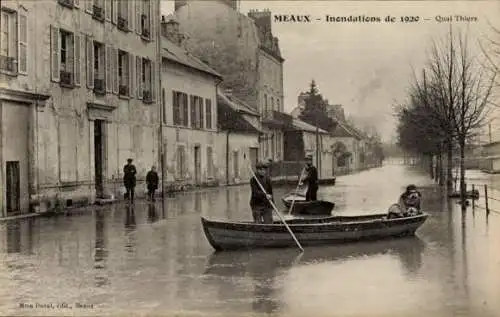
[248,9,272,34]
[161,15,184,46]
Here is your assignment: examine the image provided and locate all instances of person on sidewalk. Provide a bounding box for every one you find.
[300,155,319,201]
[146,166,159,201]
[123,158,137,203]
[250,161,274,224]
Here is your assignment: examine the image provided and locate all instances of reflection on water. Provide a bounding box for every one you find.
[0,165,499,317]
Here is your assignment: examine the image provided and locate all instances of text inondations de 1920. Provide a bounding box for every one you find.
[272,14,479,24]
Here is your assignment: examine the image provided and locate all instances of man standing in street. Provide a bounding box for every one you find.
[249,161,274,224]
[146,166,159,201]
[301,154,319,201]
[123,158,137,203]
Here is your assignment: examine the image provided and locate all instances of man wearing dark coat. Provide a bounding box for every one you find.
[301,155,319,201]
[250,161,274,224]
[123,158,137,202]
[146,166,159,201]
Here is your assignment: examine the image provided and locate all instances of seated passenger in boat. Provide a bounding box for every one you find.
[388,184,422,218]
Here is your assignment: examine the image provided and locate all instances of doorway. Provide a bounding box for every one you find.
[6,161,20,215]
[94,120,105,198]
[194,145,201,185]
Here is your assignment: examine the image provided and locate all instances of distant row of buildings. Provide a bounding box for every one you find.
[0,0,382,217]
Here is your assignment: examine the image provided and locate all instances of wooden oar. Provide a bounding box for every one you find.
[247,165,304,253]
[288,166,306,215]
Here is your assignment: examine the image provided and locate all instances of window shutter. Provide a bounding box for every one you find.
[112,0,118,24]
[149,0,154,41]
[85,0,93,13]
[112,48,119,94]
[50,25,60,82]
[105,46,112,92]
[150,61,155,102]
[129,53,134,98]
[17,9,28,75]
[74,0,80,8]
[106,0,112,21]
[135,0,141,34]
[73,33,81,86]
[136,56,143,99]
[80,35,85,85]
[86,35,94,89]
[128,0,134,32]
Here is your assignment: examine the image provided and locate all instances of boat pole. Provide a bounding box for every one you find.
[288,166,306,215]
[246,161,304,252]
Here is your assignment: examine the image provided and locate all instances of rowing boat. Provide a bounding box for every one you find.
[201,212,429,251]
[281,191,335,216]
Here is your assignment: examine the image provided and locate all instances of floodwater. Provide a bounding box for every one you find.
[1,164,500,317]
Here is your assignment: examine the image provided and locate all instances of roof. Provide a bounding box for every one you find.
[217,93,263,134]
[291,118,329,134]
[161,39,222,79]
[219,92,259,117]
[331,119,363,140]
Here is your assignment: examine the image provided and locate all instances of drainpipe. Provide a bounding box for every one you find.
[157,0,164,209]
[226,130,230,185]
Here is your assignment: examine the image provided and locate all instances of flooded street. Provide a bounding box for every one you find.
[1,164,500,317]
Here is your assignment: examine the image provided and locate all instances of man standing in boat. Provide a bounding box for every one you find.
[301,154,319,201]
[250,161,274,224]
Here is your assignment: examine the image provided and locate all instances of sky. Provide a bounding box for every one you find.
[161,0,500,142]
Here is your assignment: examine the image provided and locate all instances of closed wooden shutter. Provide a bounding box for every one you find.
[136,56,143,99]
[135,0,141,34]
[86,34,94,88]
[128,0,134,32]
[106,0,112,22]
[17,9,28,75]
[150,60,155,102]
[73,33,81,86]
[105,46,112,92]
[112,47,118,94]
[50,25,60,82]
[128,53,134,98]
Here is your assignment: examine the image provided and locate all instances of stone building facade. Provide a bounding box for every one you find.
[0,0,161,216]
[172,0,285,162]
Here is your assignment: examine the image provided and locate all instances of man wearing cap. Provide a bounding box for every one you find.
[250,161,274,224]
[301,155,319,201]
[123,158,137,203]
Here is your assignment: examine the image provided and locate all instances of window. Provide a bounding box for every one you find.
[140,0,151,39]
[271,97,274,111]
[141,58,152,101]
[60,30,74,85]
[173,91,188,126]
[176,145,186,179]
[58,0,76,9]
[118,50,129,95]
[207,146,214,178]
[117,1,129,31]
[93,41,105,93]
[50,25,81,87]
[92,0,105,21]
[189,95,204,129]
[205,99,212,129]
[1,7,27,75]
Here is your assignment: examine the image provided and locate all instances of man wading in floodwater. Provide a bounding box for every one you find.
[250,161,274,224]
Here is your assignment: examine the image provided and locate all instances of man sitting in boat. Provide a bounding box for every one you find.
[300,155,319,201]
[250,161,274,224]
[388,184,422,218]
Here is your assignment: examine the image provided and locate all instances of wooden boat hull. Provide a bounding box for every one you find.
[201,213,429,251]
[282,192,306,208]
[288,200,335,215]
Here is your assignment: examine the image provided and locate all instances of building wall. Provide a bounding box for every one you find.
[259,50,283,115]
[160,58,220,187]
[219,132,260,184]
[1,0,161,211]
[1,101,30,214]
[174,1,261,109]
